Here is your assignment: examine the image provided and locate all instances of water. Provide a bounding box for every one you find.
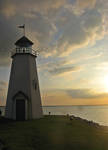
[1,105,108,126]
[43,105,108,126]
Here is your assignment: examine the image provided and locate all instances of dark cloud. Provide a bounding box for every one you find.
[83,9,103,32]
[0,0,66,16]
[65,89,108,99]
[75,0,96,10]
[0,88,4,92]
[48,88,107,99]
[38,58,81,76]
[48,66,80,76]
[55,7,105,56]
[43,88,108,100]
[0,81,7,87]
[65,89,99,99]
[0,15,20,66]
[0,0,107,66]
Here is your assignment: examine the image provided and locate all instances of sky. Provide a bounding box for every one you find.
[0,0,108,106]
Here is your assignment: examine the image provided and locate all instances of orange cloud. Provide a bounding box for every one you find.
[42,88,108,106]
[1,3,16,18]
[76,0,96,10]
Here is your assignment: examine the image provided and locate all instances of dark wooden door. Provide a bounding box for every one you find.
[16,99,25,121]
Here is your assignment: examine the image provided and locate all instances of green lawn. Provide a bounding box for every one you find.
[0,115,108,150]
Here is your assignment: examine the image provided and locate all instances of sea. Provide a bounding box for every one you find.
[1,105,108,126]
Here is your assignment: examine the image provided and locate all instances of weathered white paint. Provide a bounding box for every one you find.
[5,39,43,120]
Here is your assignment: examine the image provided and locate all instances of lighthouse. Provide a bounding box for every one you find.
[5,35,43,120]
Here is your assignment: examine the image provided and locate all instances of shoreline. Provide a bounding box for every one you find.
[1,106,108,126]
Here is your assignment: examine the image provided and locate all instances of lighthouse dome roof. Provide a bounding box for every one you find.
[15,36,33,47]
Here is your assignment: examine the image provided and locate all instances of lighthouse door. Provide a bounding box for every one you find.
[16,99,25,121]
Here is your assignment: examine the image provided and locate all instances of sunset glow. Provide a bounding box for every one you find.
[0,0,108,106]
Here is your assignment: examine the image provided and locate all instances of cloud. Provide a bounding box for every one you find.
[65,89,101,99]
[38,57,81,76]
[50,88,108,99]
[0,0,66,17]
[0,81,8,92]
[83,9,105,38]
[0,81,8,87]
[41,88,108,106]
[55,7,105,56]
[0,14,20,66]
[0,81,8,106]
[95,62,108,71]
[38,58,75,69]
[76,0,96,10]
[0,0,107,66]
[48,66,81,76]
[0,58,11,67]
[1,3,16,18]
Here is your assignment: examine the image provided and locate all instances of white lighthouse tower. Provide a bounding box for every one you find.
[5,35,43,120]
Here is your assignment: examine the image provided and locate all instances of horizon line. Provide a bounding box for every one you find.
[1,104,108,107]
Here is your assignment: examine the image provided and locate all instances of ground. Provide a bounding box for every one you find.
[0,115,108,150]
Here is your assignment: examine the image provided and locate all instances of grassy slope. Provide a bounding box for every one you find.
[0,116,108,150]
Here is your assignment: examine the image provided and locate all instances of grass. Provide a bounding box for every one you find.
[0,115,108,150]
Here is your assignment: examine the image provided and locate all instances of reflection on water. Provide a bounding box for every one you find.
[1,105,108,126]
[43,105,108,126]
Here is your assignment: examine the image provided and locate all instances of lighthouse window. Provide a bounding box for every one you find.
[32,80,37,90]
[35,83,37,90]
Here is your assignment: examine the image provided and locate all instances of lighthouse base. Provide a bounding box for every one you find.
[5,54,43,120]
